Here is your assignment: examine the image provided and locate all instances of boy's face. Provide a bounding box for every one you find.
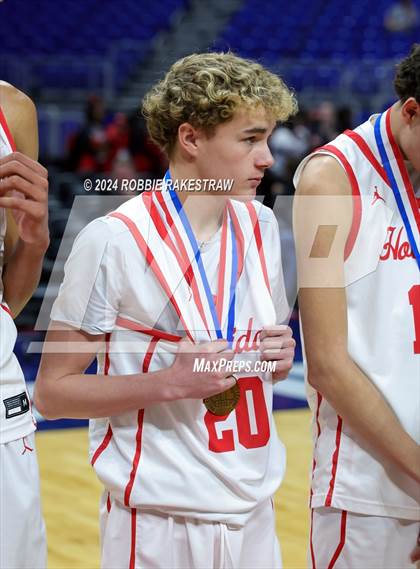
[194,106,276,200]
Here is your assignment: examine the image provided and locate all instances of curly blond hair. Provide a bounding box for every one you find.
[142,52,298,157]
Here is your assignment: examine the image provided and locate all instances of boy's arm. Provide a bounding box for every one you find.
[294,154,420,483]
[0,82,49,317]
[35,323,237,419]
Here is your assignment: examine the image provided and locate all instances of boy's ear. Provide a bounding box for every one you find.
[401,97,420,122]
[177,122,202,158]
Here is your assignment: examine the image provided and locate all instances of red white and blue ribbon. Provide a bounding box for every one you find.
[374,108,420,270]
[163,170,238,344]
[108,176,271,345]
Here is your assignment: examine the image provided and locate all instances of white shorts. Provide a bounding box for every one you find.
[0,433,47,569]
[100,493,282,569]
[309,507,420,568]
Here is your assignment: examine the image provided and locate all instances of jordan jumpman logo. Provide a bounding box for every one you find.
[371,186,386,205]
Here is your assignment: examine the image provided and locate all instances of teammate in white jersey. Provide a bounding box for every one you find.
[294,45,420,568]
[35,53,297,568]
[0,82,49,568]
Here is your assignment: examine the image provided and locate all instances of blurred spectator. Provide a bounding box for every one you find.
[268,110,312,183]
[65,100,167,179]
[66,95,109,172]
[264,102,353,203]
[384,0,418,32]
[309,101,339,147]
[128,113,167,176]
[111,148,137,185]
[336,105,354,133]
[105,112,130,171]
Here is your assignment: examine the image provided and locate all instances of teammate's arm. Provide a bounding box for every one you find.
[0,82,49,317]
[34,323,236,419]
[294,155,420,483]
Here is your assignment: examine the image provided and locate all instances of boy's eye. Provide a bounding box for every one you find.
[245,137,256,143]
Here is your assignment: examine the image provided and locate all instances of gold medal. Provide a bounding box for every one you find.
[203,376,240,416]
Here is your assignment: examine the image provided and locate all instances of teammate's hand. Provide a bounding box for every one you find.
[260,325,295,382]
[411,533,420,562]
[169,338,236,400]
[0,152,49,249]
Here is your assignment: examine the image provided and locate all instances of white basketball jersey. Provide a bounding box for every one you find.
[51,190,289,526]
[294,109,420,520]
[0,107,35,444]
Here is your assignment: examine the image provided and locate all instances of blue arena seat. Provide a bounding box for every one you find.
[217,0,419,70]
[0,0,187,91]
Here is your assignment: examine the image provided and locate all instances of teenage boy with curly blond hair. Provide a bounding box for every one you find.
[36,52,297,569]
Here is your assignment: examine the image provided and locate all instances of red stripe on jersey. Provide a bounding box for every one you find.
[116,316,182,343]
[325,416,343,507]
[309,508,316,569]
[385,110,420,233]
[309,392,323,508]
[320,145,362,260]
[91,334,113,466]
[246,202,271,294]
[153,192,194,287]
[227,202,245,280]
[327,510,347,568]
[344,130,389,185]
[124,409,145,507]
[0,303,13,318]
[129,508,136,569]
[108,212,194,342]
[142,337,158,375]
[145,193,185,276]
[124,336,158,507]
[106,492,111,513]
[91,424,113,466]
[0,107,16,151]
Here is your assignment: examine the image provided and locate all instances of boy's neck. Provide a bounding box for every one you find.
[390,101,408,161]
[168,165,227,242]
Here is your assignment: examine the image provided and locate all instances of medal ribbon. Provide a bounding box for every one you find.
[145,191,212,338]
[164,170,238,343]
[374,110,420,270]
